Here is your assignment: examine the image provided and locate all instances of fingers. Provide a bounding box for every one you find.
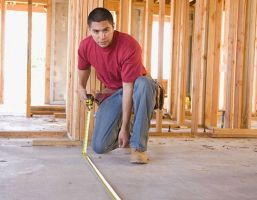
[118,131,129,148]
[118,137,123,148]
[79,88,87,102]
[118,137,128,148]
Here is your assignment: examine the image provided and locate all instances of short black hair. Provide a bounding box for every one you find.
[87,7,114,27]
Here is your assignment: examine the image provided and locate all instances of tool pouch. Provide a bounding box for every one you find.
[154,80,165,110]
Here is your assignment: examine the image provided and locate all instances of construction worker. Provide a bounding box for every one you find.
[78,7,156,164]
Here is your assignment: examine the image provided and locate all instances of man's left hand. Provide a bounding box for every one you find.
[118,129,130,148]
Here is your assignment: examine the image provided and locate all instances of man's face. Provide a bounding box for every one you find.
[89,20,114,48]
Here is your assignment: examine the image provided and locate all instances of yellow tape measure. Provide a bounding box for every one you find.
[82,96,121,200]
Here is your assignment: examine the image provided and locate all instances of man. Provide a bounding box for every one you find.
[78,7,156,164]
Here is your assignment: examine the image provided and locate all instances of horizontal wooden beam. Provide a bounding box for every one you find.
[149,130,192,137]
[6,4,46,12]
[0,131,67,138]
[30,105,65,116]
[212,128,257,133]
[54,113,66,118]
[31,105,65,112]
[6,0,47,4]
[150,123,190,129]
[209,128,257,138]
[149,128,257,138]
[33,138,82,146]
[30,111,57,115]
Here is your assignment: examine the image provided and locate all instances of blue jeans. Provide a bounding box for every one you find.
[91,76,157,154]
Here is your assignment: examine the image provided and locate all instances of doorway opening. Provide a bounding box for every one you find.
[0,10,46,115]
[0,1,68,134]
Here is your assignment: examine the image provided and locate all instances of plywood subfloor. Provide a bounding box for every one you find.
[1,138,257,200]
[88,137,257,200]
[0,141,110,200]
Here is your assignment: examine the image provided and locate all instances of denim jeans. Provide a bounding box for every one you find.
[91,76,157,154]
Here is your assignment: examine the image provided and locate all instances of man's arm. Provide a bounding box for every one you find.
[78,68,91,101]
[118,82,133,148]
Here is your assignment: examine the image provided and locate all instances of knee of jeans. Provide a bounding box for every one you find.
[135,77,154,93]
[135,77,147,88]
[92,141,106,154]
[135,76,146,84]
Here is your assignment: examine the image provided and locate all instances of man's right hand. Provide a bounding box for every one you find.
[79,88,87,102]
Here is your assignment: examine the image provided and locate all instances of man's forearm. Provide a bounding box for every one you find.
[78,68,91,101]
[121,83,133,131]
[78,68,91,89]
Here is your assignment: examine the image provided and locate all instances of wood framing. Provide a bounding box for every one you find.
[63,0,257,139]
[67,0,82,140]
[104,0,119,11]
[191,0,208,134]
[253,14,257,114]
[0,130,66,138]
[132,2,146,51]
[197,1,208,127]
[6,2,46,12]
[66,0,76,139]
[44,0,52,104]
[143,0,153,73]
[67,0,103,140]
[71,0,82,140]
[170,0,181,119]
[204,0,215,126]
[169,0,190,125]
[166,0,175,114]
[240,0,257,128]
[152,2,170,15]
[211,128,257,138]
[233,0,247,128]
[176,0,189,124]
[6,0,47,3]
[224,0,239,128]
[155,0,165,132]
[26,0,32,117]
[85,0,104,141]
[30,105,65,115]
[211,0,222,127]
[104,0,119,30]
[32,138,81,146]
[0,0,5,104]
[119,0,132,34]
[204,0,222,127]
[254,5,257,114]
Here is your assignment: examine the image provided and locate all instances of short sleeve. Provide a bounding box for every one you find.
[121,44,143,83]
[78,41,91,70]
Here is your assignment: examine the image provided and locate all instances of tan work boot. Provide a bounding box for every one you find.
[130,148,148,164]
